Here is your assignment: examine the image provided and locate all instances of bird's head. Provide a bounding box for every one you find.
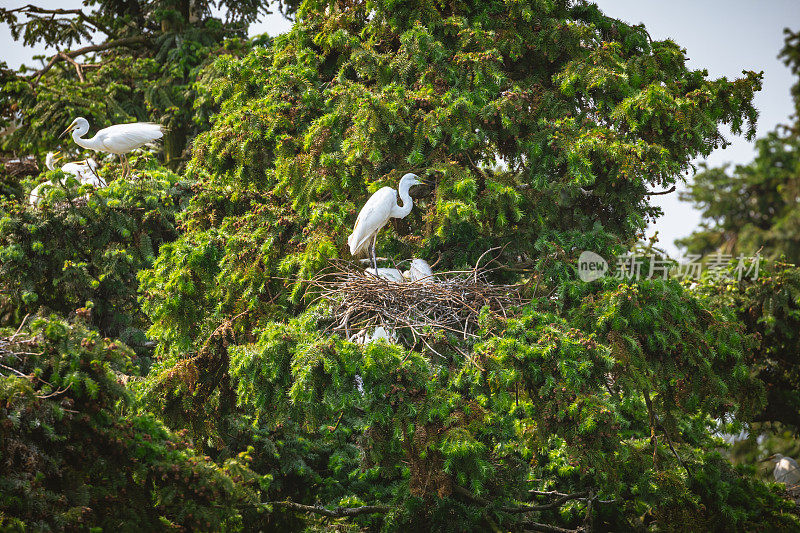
[60,117,89,139]
[400,172,422,188]
[761,453,784,463]
[44,151,64,171]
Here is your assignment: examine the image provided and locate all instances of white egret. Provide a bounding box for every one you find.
[61,157,104,187]
[60,117,163,178]
[762,454,800,485]
[30,152,105,206]
[348,172,423,271]
[29,152,62,206]
[350,326,396,345]
[403,258,435,283]
[365,267,405,282]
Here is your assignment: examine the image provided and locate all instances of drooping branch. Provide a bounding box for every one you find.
[452,485,589,514]
[266,500,391,517]
[646,185,676,196]
[31,35,150,84]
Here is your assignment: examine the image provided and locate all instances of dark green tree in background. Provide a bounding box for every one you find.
[679,28,800,264]
[680,28,800,471]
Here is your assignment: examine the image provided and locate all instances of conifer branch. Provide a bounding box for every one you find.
[453,485,590,513]
[265,500,391,517]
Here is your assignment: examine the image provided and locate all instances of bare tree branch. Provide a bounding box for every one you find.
[31,36,149,84]
[520,520,579,533]
[265,500,391,517]
[453,485,590,514]
[646,185,676,196]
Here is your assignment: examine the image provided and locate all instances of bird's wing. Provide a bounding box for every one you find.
[348,187,395,255]
[99,123,164,153]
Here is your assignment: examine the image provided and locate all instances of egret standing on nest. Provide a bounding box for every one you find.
[60,117,163,178]
[348,172,422,272]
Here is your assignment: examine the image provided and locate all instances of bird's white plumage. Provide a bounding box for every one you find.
[404,258,434,283]
[63,117,163,177]
[97,122,164,154]
[30,153,104,206]
[61,159,103,187]
[365,267,405,282]
[350,326,396,345]
[347,173,422,261]
[348,187,397,256]
[767,454,800,485]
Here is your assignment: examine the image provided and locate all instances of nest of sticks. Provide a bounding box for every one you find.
[309,253,525,354]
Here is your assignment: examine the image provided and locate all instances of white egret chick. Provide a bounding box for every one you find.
[29,152,64,206]
[60,117,163,178]
[762,454,800,485]
[403,258,434,283]
[365,267,405,282]
[30,153,105,206]
[348,172,423,271]
[350,326,396,345]
[61,157,104,187]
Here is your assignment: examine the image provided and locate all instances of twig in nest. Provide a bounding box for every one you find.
[309,250,525,353]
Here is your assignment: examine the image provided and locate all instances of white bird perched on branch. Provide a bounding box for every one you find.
[762,453,800,485]
[60,117,163,178]
[30,152,105,206]
[403,258,434,283]
[348,172,423,272]
[365,267,405,282]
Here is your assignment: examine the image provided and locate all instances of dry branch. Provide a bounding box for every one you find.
[266,500,391,517]
[31,36,149,83]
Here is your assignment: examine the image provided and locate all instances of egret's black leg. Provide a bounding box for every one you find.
[370,236,378,273]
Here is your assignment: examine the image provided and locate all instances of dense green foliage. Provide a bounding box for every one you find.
[2,1,799,531]
[0,157,190,343]
[0,316,261,531]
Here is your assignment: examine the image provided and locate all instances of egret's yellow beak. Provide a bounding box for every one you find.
[53,150,63,161]
[59,123,75,139]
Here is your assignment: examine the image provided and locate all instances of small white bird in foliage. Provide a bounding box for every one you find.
[350,326,396,345]
[762,453,800,486]
[61,157,104,187]
[30,152,105,206]
[365,267,405,283]
[403,258,435,283]
[348,172,423,271]
[29,152,63,205]
[60,117,163,178]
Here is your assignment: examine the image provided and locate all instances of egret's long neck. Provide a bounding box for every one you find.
[72,130,103,152]
[392,182,414,219]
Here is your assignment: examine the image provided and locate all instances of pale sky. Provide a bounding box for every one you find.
[3,1,798,256]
